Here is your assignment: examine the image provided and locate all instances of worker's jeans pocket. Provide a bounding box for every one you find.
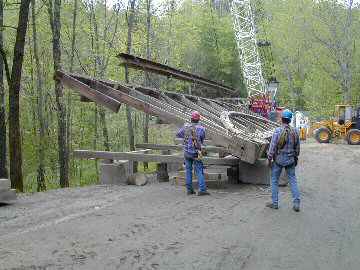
[184,152,198,159]
[275,153,295,167]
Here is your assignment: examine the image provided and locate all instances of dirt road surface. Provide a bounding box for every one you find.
[1,142,360,270]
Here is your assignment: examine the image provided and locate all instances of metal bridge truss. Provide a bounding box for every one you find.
[57,71,278,164]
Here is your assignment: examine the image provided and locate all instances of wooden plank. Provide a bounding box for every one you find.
[130,149,152,154]
[73,150,239,166]
[135,143,227,153]
[174,138,214,145]
[56,71,121,113]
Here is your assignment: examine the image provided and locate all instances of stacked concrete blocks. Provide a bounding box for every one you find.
[0,179,17,204]
[100,160,150,186]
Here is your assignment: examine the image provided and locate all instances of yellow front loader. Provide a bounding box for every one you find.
[311,105,360,145]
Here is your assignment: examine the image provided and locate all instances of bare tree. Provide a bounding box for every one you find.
[0,0,7,179]
[125,0,137,172]
[143,0,151,170]
[311,0,356,104]
[69,0,78,73]
[86,0,121,154]
[165,0,175,66]
[99,0,110,152]
[0,0,31,191]
[31,0,46,191]
[67,0,78,176]
[47,0,69,188]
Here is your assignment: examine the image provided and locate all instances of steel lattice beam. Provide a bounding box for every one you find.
[231,0,266,98]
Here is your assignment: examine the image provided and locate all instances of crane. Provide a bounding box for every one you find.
[231,0,278,118]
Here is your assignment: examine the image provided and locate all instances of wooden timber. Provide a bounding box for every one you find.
[73,150,239,166]
[135,143,227,153]
[174,138,213,145]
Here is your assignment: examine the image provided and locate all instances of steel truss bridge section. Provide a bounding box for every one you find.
[56,71,278,164]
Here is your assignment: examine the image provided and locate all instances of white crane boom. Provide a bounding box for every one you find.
[231,0,266,98]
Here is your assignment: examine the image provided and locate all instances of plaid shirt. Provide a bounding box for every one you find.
[268,124,300,166]
[176,123,206,156]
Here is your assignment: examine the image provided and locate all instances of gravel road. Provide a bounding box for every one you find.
[1,142,360,270]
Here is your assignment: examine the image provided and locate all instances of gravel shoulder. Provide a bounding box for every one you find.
[1,142,360,270]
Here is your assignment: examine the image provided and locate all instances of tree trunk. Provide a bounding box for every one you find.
[0,0,7,179]
[7,0,31,191]
[165,0,175,89]
[166,0,175,65]
[67,0,78,177]
[47,0,69,188]
[343,1,353,104]
[125,0,137,173]
[93,106,99,176]
[99,109,110,151]
[69,0,78,73]
[143,0,151,170]
[88,0,102,175]
[99,1,110,152]
[31,0,46,191]
[89,1,110,154]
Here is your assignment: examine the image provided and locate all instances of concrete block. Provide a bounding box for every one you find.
[238,159,270,185]
[100,161,130,185]
[0,179,11,191]
[238,159,290,186]
[0,189,16,204]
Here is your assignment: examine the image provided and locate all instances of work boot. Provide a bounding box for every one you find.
[187,190,196,195]
[197,191,210,196]
[293,204,300,212]
[266,202,279,209]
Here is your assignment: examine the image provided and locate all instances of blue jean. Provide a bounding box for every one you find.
[185,158,206,192]
[271,162,300,206]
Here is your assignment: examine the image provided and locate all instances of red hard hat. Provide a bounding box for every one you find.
[191,111,201,121]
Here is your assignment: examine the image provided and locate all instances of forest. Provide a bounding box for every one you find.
[0,0,359,192]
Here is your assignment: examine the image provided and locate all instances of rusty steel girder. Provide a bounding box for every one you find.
[56,71,278,164]
[117,53,238,97]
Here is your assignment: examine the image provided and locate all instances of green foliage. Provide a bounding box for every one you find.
[258,0,360,118]
[3,0,360,192]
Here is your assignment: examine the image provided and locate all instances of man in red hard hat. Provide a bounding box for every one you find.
[176,111,210,196]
